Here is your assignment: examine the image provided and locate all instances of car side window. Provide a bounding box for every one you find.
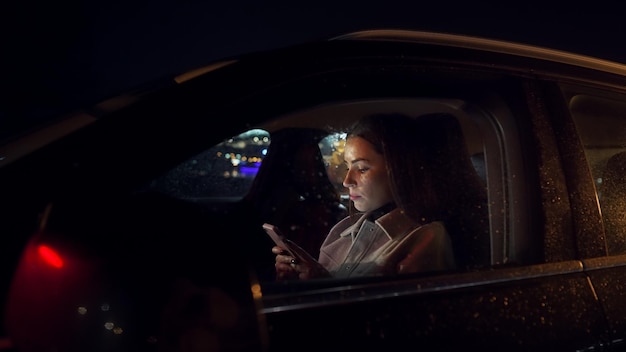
[144,129,270,201]
[140,92,543,285]
[253,101,500,277]
[570,93,626,255]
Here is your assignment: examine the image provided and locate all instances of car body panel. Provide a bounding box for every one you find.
[261,261,606,351]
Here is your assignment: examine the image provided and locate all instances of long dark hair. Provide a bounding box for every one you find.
[347,113,490,269]
[346,113,441,222]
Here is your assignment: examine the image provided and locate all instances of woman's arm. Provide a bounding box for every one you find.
[397,222,456,274]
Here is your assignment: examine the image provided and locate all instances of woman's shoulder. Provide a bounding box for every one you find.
[407,221,450,239]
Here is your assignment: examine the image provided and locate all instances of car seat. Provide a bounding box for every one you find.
[416,113,491,271]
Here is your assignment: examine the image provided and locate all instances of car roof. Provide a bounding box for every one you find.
[332,29,626,77]
[3,29,626,169]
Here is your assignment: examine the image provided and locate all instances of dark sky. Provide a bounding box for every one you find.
[2,0,625,138]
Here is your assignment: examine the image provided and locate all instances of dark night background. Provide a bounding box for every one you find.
[1,0,625,140]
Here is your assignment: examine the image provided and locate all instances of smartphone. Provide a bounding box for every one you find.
[262,223,316,264]
[263,223,294,255]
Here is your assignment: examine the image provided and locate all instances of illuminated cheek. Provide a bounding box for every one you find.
[359,173,376,188]
[360,173,381,192]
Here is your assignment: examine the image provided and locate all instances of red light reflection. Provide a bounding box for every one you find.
[37,245,64,268]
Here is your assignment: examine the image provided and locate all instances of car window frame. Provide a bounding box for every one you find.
[562,82,626,258]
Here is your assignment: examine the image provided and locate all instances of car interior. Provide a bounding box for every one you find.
[142,97,507,288]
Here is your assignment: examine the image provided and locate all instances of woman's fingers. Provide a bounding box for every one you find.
[271,246,284,254]
[275,260,300,281]
[273,245,311,280]
[275,253,294,264]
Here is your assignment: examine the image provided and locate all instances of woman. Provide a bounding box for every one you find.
[272,112,487,280]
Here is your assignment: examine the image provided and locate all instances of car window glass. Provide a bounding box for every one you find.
[138,98,521,287]
[321,132,349,207]
[570,94,626,255]
[144,129,270,201]
[143,129,347,203]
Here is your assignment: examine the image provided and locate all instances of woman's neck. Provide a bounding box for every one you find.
[367,202,396,220]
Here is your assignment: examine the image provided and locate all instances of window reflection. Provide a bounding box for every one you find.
[145,129,270,199]
[145,128,347,203]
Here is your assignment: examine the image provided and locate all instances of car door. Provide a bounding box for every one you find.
[243,55,610,351]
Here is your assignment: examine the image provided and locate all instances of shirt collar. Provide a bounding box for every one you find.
[341,207,420,240]
[375,208,420,239]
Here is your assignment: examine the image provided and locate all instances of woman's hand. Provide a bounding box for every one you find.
[272,246,299,280]
[271,246,329,280]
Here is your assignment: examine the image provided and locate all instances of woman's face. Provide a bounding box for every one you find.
[342,136,394,212]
